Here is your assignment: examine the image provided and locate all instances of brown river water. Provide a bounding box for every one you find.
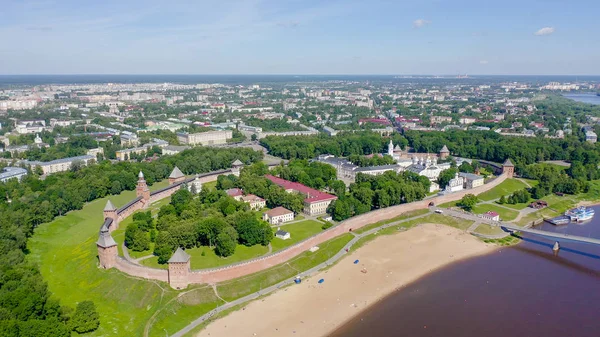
[329,206,600,337]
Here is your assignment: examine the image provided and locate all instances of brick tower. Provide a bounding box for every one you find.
[168,166,186,185]
[103,200,118,230]
[439,145,450,159]
[502,158,515,178]
[231,159,244,177]
[168,247,191,289]
[97,224,118,269]
[136,171,150,201]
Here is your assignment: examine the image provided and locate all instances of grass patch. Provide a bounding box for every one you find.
[27,180,181,337]
[438,200,459,208]
[140,244,270,270]
[501,202,531,210]
[474,224,505,236]
[217,233,353,302]
[483,235,520,246]
[516,208,560,227]
[148,286,223,336]
[203,180,217,191]
[271,220,324,252]
[472,203,519,221]
[477,178,529,201]
[354,209,430,234]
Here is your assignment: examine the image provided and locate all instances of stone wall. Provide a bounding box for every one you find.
[111,173,507,285]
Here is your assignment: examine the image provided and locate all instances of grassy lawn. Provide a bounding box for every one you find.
[474,224,505,236]
[148,286,223,336]
[140,244,270,270]
[502,202,531,210]
[477,178,529,201]
[217,233,354,302]
[516,208,560,227]
[202,180,217,191]
[439,200,459,208]
[472,203,519,221]
[27,180,179,337]
[271,220,324,252]
[354,209,430,234]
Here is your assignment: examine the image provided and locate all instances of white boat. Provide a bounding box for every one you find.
[565,206,595,222]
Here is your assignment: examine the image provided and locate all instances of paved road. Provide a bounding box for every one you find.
[169,211,432,337]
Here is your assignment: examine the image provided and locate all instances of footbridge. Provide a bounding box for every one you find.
[501,223,600,246]
[436,207,600,246]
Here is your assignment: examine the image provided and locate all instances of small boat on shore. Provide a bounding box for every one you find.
[565,206,595,222]
[547,215,570,226]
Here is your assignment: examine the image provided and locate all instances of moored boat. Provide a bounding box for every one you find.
[565,206,595,222]
[548,215,570,225]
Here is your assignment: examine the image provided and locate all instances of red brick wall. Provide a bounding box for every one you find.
[108,171,507,286]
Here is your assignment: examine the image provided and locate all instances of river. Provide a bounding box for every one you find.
[563,93,600,105]
[329,206,600,337]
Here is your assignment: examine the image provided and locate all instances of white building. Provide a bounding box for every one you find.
[459,172,485,189]
[241,194,266,210]
[177,130,232,145]
[263,207,294,225]
[0,167,28,182]
[407,156,451,181]
[275,229,291,240]
[22,155,95,175]
[482,211,500,221]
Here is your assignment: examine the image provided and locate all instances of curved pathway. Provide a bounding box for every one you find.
[169,211,432,337]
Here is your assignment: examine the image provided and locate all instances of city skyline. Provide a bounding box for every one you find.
[1,0,600,75]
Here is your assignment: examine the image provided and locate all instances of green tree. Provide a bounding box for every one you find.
[215,231,236,257]
[438,168,458,189]
[70,301,100,333]
[457,194,478,211]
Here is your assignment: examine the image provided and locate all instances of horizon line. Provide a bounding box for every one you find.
[1,74,600,77]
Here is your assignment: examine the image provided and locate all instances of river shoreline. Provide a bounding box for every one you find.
[196,224,495,337]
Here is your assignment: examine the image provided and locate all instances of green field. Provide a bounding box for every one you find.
[216,233,354,301]
[140,243,270,270]
[271,220,324,252]
[354,209,430,234]
[474,224,506,236]
[27,180,178,337]
[472,203,520,221]
[146,286,223,337]
[477,178,529,201]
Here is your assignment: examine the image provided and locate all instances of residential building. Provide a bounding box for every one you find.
[0,167,27,182]
[265,175,337,216]
[177,130,232,145]
[226,188,244,201]
[586,131,597,143]
[22,155,95,175]
[162,145,191,155]
[459,172,485,189]
[263,207,294,225]
[241,194,266,210]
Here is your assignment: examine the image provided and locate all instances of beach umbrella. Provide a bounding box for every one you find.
[318,279,325,284]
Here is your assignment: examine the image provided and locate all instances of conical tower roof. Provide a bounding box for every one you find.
[503,158,514,167]
[440,145,450,153]
[232,159,243,166]
[168,247,191,263]
[138,171,144,179]
[96,232,117,248]
[104,200,116,211]
[169,166,184,179]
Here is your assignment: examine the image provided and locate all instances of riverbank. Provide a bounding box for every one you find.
[196,223,495,337]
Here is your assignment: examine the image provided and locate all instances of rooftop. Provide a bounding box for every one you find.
[265,175,337,203]
[169,166,185,179]
[264,206,293,217]
[168,247,191,263]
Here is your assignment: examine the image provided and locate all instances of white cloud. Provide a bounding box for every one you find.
[479,60,488,64]
[413,19,430,28]
[534,27,555,36]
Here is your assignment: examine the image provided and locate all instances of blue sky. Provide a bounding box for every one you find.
[1,0,599,75]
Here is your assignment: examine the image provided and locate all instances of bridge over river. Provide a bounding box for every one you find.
[501,223,600,246]
[435,207,600,247]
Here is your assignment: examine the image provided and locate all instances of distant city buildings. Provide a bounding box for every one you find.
[0,167,28,182]
[177,130,232,145]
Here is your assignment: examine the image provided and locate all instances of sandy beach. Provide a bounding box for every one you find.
[196,224,495,337]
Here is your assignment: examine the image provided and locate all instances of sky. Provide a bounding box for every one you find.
[1,0,599,75]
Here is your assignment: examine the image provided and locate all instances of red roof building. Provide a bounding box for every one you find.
[265,175,337,216]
